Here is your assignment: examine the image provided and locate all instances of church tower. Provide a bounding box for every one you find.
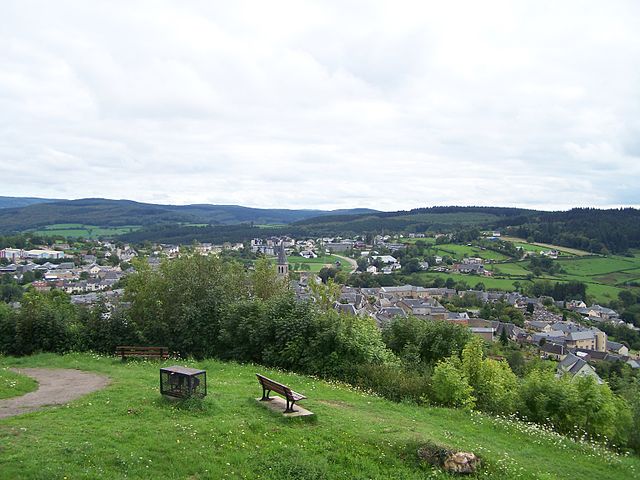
[277,241,289,279]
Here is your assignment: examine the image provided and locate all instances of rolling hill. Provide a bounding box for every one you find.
[0,198,378,234]
[0,196,61,209]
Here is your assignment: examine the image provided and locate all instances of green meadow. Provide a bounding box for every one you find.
[501,237,590,257]
[286,254,350,273]
[429,244,509,262]
[400,239,640,302]
[0,353,637,480]
[30,223,141,239]
[414,272,528,291]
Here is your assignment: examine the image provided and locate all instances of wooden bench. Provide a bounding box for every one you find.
[115,346,169,360]
[256,373,307,413]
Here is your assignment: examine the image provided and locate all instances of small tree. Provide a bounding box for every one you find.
[431,357,475,409]
[500,327,509,346]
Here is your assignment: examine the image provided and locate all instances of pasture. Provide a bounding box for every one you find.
[501,236,590,256]
[285,254,348,273]
[429,244,509,262]
[30,223,141,239]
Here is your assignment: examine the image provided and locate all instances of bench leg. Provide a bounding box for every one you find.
[284,399,296,413]
[261,388,272,401]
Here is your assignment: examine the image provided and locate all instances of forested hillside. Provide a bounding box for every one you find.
[506,208,640,254]
[0,198,377,233]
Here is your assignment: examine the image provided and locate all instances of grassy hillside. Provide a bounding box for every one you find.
[31,223,142,238]
[0,353,637,480]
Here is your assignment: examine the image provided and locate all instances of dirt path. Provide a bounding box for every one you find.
[0,368,110,419]
[334,254,358,273]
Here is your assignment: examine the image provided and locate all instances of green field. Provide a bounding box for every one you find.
[501,237,590,256]
[287,254,350,273]
[0,368,38,400]
[416,272,528,291]
[486,262,531,277]
[30,223,141,239]
[429,244,509,262]
[0,353,636,480]
[417,251,640,302]
[400,237,436,245]
[556,256,640,278]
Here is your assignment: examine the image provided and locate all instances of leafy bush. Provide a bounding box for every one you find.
[14,290,77,355]
[431,357,475,409]
[518,369,632,447]
[383,316,471,366]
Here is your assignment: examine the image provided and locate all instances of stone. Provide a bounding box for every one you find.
[442,452,479,474]
[417,443,479,475]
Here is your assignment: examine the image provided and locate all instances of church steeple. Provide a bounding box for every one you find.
[277,241,289,279]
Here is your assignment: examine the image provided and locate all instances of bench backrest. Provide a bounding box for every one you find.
[116,346,169,357]
[256,374,293,398]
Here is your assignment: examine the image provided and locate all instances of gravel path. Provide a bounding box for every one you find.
[0,368,110,419]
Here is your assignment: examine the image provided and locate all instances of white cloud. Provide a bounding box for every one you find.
[1,0,639,210]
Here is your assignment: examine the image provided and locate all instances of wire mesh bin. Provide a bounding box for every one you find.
[160,366,207,398]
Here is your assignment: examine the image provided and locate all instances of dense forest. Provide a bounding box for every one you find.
[506,208,640,254]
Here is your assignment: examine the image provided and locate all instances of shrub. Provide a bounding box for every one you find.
[431,356,475,409]
[346,363,430,403]
[383,316,471,366]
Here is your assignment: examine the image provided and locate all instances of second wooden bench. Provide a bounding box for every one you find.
[115,346,169,360]
[256,373,306,413]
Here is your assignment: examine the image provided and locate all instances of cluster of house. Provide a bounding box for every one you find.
[0,242,139,302]
[452,257,492,276]
[289,279,638,384]
[526,318,637,383]
[33,262,127,296]
[1,247,65,260]
[363,254,407,275]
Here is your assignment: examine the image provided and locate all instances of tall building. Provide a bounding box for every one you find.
[277,241,289,279]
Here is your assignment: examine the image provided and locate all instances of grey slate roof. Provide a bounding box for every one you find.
[567,331,595,341]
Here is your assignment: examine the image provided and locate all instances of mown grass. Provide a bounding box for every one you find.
[556,256,640,277]
[286,254,349,273]
[30,223,141,239]
[2,353,637,480]
[0,367,38,399]
[487,262,531,277]
[415,272,528,291]
[501,237,590,256]
[429,244,509,262]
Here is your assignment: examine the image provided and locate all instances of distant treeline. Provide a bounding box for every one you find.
[505,208,640,254]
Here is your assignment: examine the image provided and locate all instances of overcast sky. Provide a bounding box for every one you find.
[1,1,639,211]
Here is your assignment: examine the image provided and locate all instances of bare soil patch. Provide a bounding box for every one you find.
[0,368,110,419]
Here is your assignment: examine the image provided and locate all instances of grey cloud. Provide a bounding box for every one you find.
[1,1,639,210]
